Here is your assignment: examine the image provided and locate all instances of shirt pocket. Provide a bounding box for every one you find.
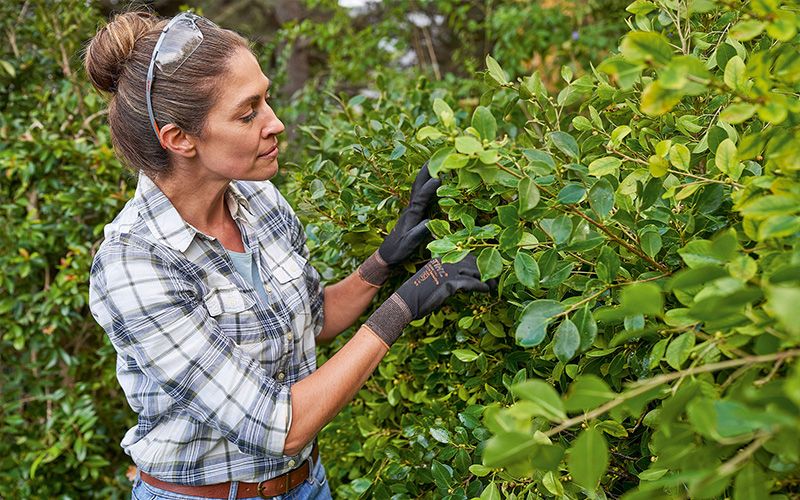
[263,241,306,284]
[202,282,264,345]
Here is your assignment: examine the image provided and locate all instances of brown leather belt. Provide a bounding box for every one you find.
[140,443,319,499]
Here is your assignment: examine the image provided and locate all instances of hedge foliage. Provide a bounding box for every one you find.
[291,0,800,498]
[2,0,798,499]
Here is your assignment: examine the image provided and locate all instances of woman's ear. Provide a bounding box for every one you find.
[159,124,197,158]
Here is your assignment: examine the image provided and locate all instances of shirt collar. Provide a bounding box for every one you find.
[135,172,257,253]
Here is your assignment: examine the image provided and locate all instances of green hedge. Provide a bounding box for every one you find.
[294,1,800,498]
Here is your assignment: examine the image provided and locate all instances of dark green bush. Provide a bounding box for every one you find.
[292,1,800,498]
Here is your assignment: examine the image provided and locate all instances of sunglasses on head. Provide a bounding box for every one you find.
[145,12,215,147]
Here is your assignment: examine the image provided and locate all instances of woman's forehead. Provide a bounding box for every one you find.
[220,49,270,113]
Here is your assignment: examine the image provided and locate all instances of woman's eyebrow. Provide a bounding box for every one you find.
[233,80,271,112]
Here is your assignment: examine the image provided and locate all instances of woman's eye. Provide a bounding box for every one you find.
[242,93,271,123]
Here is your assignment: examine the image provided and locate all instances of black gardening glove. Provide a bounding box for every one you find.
[364,254,497,347]
[358,162,441,287]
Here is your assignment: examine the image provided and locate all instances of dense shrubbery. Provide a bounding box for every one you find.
[293,1,800,498]
[2,0,798,498]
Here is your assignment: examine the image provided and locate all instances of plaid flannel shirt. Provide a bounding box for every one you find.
[88,172,324,485]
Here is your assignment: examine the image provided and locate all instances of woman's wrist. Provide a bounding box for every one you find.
[363,293,413,348]
[356,249,391,287]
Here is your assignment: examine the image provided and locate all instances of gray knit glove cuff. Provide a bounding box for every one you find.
[357,250,391,287]
[364,293,413,348]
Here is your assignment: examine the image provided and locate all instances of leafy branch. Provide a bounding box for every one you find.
[544,349,800,437]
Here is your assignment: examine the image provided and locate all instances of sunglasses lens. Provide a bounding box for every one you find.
[155,17,203,76]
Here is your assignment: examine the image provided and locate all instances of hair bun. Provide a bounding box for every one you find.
[85,11,159,94]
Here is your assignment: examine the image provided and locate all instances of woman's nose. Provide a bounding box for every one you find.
[263,109,285,138]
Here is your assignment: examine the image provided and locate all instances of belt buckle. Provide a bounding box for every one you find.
[257,474,289,499]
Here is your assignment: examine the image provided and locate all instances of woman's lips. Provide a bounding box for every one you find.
[258,144,278,158]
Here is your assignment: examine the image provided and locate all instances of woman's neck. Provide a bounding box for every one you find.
[154,170,232,238]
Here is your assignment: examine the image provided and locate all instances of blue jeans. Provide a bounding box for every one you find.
[131,459,333,500]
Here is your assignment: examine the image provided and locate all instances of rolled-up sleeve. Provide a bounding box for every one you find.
[89,239,291,457]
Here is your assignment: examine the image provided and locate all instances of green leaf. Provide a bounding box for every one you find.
[433,98,455,127]
[511,380,567,420]
[610,125,632,146]
[724,56,747,91]
[543,471,564,496]
[641,81,682,116]
[455,136,483,155]
[669,144,691,170]
[0,60,16,78]
[620,282,663,316]
[518,177,541,217]
[734,463,769,500]
[529,444,565,471]
[766,285,800,338]
[427,147,453,177]
[567,428,609,490]
[469,464,492,477]
[478,149,500,165]
[557,183,586,205]
[482,432,536,467]
[640,227,662,258]
[549,131,580,160]
[452,349,479,362]
[589,157,622,177]
[554,320,580,363]
[542,215,573,245]
[477,247,503,280]
[486,55,509,85]
[472,106,497,141]
[588,178,614,219]
[431,460,454,489]
[665,332,695,369]
[428,239,457,254]
[679,239,727,268]
[715,138,741,181]
[565,375,615,413]
[730,20,766,41]
[572,116,593,131]
[595,420,628,438]
[659,55,710,95]
[598,55,644,89]
[573,306,597,351]
[648,155,669,177]
[514,252,540,289]
[441,153,470,171]
[740,195,800,219]
[766,11,798,41]
[720,103,756,124]
[441,249,471,264]
[515,300,565,347]
[416,126,445,141]
[620,31,673,65]
[480,481,501,500]
[430,427,451,443]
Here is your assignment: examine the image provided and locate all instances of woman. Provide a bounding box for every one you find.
[85,10,493,500]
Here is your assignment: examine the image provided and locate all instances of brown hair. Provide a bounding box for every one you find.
[84,10,251,179]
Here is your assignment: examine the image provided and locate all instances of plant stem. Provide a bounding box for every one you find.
[570,208,670,273]
[544,349,800,437]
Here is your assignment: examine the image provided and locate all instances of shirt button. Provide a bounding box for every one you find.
[286,333,293,341]
[277,372,285,381]
[287,459,296,468]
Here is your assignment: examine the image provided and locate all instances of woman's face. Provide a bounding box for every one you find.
[191,47,285,182]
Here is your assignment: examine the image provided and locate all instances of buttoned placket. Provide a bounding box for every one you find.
[233,211,296,380]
